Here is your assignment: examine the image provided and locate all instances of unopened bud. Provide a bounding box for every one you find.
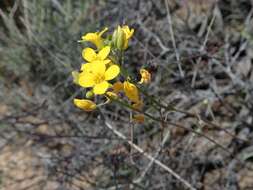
[112,26,126,51]
[86,90,94,99]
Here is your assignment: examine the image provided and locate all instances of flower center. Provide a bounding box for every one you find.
[93,74,105,84]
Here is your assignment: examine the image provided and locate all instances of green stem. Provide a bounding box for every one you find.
[110,98,238,159]
[137,86,248,143]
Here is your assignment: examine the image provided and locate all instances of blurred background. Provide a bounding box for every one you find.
[1,0,253,189]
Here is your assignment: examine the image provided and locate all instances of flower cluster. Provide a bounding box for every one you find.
[72,25,151,123]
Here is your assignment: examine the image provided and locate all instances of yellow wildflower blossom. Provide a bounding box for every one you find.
[133,114,145,124]
[81,27,108,49]
[139,69,151,84]
[123,81,139,103]
[82,46,111,64]
[73,25,149,113]
[74,98,96,111]
[122,25,134,40]
[122,25,134,49]
[112,25,134,50]
[79,61,120,95]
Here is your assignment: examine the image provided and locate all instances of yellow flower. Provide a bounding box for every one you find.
[112,25,134,50]
[74,98,96,112]
[122,25,134,49]
[122,25,134,40]
[79,61,120,95]
[82,46,111,64]
[123,81,139,103]
[81,27,108,49]
[139,69,151,84]
[133,114,145,123]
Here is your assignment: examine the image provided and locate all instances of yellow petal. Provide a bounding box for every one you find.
[98,27,108,37]
[82,33,98,41]
[122,25,129,31]
[139,69,151,84]
[79,72,95,87]
[122,25,134,39]
[82,33,103,49]
[73,98,96,112]
[81,62,93,73]
[103,59,111,65]
[93,81,109,94]
[98,46,110,60]
[82,48,97,62]
[92,61,106,75]
[105,65,120,80]
[123,39,129,50]
[123,81,139,103]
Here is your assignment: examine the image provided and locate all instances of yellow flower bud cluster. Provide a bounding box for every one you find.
[72,25,151,123]
[112,26,134,50]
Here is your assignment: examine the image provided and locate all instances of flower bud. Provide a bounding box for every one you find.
[112,26,126,51]
[123,81,139,103]
[106,91,118,99]
[138,69,151,84]
[74,99,96,112]
[86,90,94,99]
